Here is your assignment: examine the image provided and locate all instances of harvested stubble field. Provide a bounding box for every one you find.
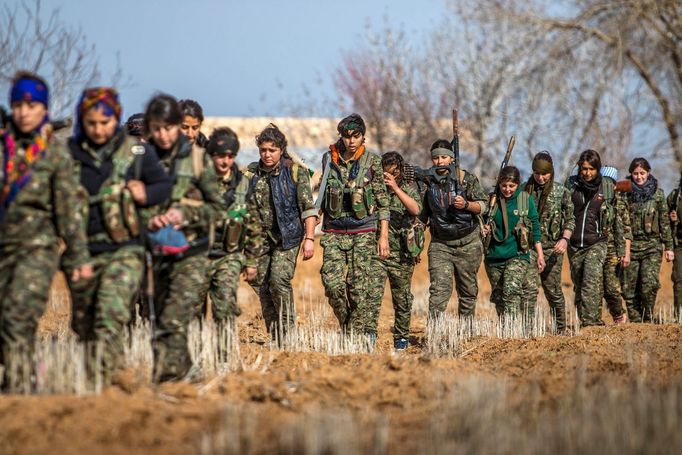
[1,237,682,454]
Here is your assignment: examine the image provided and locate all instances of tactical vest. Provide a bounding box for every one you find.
[249,158,303,250]
[323,150,375,220]
[84,135,144,244]
[427,173,477,241]
[630,191,661,238]
[527,181,565,243]
[219,171,251,254]
[489,191,532,252]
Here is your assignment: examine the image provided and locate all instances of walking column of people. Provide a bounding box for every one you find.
[1,71,680,390]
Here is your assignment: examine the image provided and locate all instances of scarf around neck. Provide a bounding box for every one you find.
[1,122,51,220]
[630,174,658,203]
[577,173,602,199]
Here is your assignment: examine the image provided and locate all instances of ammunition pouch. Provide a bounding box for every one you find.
[350,186,368,219]
[403,219,425,258]
[99,183,140,244]
[222,217,244,254]
[513,220,531,254]
[325,181,344,219]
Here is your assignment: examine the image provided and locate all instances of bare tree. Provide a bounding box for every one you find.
[473,0,682,170]
[326,0,679,187]
[0,0,102,117]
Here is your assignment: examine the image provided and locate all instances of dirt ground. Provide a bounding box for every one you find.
[1,238,681,454]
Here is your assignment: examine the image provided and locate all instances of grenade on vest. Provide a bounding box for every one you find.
[223,208,245,253]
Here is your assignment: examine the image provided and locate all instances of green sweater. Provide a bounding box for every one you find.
[486,188,541,264]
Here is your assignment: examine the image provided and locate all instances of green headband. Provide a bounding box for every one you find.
[431,147,454,159]
[532,158,554,174]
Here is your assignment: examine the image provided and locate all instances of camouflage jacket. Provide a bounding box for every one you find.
[608,192,632,256]
[387,179,422,253]
[626,187,673,252]
[243,158,316,262]
[0,126,90,268]
[525,180,575,250]
[147,135,224,242]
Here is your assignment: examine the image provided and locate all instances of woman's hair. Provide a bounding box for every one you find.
[430,139,451,151]
[255,123,287,153]
[497,166,521,186]
[382,151,404,173]
[144,94,183,130]
[577,149,602,171]
[628,157,651,173]
[179,99,204,122]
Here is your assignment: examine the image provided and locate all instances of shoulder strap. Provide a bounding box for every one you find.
[517,191,529,217]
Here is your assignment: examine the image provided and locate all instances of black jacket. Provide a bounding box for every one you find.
[69,132,172,254]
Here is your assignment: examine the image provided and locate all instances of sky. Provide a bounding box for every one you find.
[37,0,447,117]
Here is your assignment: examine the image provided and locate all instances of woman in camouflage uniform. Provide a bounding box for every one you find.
[522,152,574,332]
[566,150,626,327]
[67,87,171,381]
[0,72,93,391]
[485,166,544,321]
[377,151,422,350]
[144,94,224,381]
[621,157,674,323]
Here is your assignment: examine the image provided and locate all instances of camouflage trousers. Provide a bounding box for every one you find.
[428,237,483,319]
[486,257,530,318]
[321,231,382,337]
[672,245,682,322]
[377,252,415,342]
[153,253,211,381]
[68,245,143,376]
[524,250,566,331]
[249,245,299,341]
[602,246,626,320]
[621,244,662,323]
[207,252,243,323]
[0,244,60,392]
[568,242,607,327]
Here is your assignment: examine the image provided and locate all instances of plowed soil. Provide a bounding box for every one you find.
[1,240,680,454]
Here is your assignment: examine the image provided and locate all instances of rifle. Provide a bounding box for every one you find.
[452,109,462,192]
[484,135,516,226]
[673,175,682,247]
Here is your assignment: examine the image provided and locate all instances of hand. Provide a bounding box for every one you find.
[453,195,467,210]
[481,224,491,237]
[537,254,546,273]
[620,253,631,268]
[164,208,184,228]
[243,266,258,282]
[301,238,315,260]
[126,180,147,205]
[671,210,678,222]
[148,215,165,231]
[665,250,675,262]
[553,238,568,255]
[383,172,398,191]
[71,263,94,282]
[378,236,390,260]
